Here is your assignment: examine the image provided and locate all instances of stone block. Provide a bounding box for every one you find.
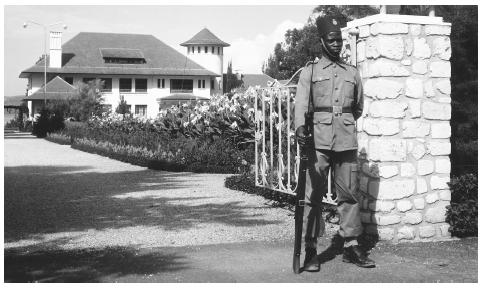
[379,36,405,60]
[410,142,426,160]
[440,223,451,237]
[425,202,448,223]
[404,212,423,224]
[435,157,451,174]
[379,165,399,179]
[366,37,379,59]
[368,59,411,77]
[412,60,428,75]
[430,61,451,78]
[405,38,413,56]
[405,78,424,98]
[357,133,369,155]
[359,25,370,38]
[400,163,416,177]
[397,226,416,240]
[397,200,413,212]
[414,198,425,209]
[369,100,408,118]
[401,59,411,66]
[425,193,439,204]
[413,38,431,59]
[377,179,415,200]
[437,97,451,104]
[357,117,363,132]
[435,79,451,95]
[427,140,451,156]
[375,214,401,226]
[430,175,450,190]
[368,138,407,162]
[417,159,434,175]
[402,121,430,138]
[409,24,421,36]
[425,25,451,36]
[378,227,395,241]
[424,80,435,98]
[422,102,451,120]
[431,122,451,138]
[407,99,421,118]
[369,200,395,212]
[357,41,366,62]
[439,190,451,201]
[364,78,403,99]
[419,226,436,238]
[432,37,451,60]
[416,177,428,194]
[363,118,400,136]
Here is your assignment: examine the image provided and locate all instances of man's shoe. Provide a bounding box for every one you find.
[303,248,320,272]
[342,245,376,268]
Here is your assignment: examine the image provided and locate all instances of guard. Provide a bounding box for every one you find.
[294,15,375,271]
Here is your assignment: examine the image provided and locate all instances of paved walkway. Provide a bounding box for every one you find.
[4,132,478,283]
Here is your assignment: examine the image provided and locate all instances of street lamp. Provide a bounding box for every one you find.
[23,20,67,107]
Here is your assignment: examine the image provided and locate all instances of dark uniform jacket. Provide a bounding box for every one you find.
[295,56,364,151]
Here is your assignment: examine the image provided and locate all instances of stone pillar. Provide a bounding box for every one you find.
[342,14,452,242]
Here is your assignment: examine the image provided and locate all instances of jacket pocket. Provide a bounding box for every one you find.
[312,111,333,147]
[312,75,331,98]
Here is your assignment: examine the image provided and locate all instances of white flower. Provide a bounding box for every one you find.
[183,122,189,127]
[230,121,238,129]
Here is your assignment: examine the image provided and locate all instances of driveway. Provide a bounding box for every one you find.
[4,132,478,282]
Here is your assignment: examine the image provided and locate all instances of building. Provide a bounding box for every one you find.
[20,29,229,119]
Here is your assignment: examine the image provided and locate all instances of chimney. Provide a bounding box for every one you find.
[49,31,62,68]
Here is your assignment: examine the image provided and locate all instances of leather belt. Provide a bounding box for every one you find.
[314,106,352,116]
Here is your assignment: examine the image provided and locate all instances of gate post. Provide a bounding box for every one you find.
[343,14,452,242]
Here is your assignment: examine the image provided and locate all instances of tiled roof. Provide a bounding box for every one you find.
[241,74,275,88]
[24,76,76,100]
[180,28,230,47]
[100,48,144,59]
[20,32,219,78]
[4,95,26,107]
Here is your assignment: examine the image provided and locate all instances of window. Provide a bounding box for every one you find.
[101,78,112,92]
[162,79,165,88]
[135,105,147,117]
[83,77,95,84]
[157,79,161,88]
[212,46,214,54]
[217,47,220,54]
[211,79,214,90]
[205,46,208,53]
[192,46,194,53]
[170,79,193,93]
[197,46,200,53]
[64,77,73,85]
[198,79,201,88]
[135,79,148,92]
[119,78,132,92]
[202,80,205,88]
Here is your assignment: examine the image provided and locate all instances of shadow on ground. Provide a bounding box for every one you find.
[5,165,280,243]
[5,243,187,282]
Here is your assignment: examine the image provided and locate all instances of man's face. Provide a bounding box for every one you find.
[321,31,343,56]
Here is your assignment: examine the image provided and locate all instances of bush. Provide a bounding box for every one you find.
[446,173,478,237]
[46,132,71,145]
[32,108,50,138]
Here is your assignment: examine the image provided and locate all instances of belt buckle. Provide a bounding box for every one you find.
[333,106,343,117]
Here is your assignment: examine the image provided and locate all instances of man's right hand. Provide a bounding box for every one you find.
[296,126,312,147]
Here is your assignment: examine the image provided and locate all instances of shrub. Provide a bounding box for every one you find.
[446,173,477,237]
[46,132,71,145]
[32,108,50,138]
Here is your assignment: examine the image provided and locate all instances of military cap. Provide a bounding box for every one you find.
[316,15,346,36]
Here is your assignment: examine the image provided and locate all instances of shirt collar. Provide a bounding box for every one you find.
[319,56,347,70]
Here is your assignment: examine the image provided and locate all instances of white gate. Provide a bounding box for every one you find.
[253,80,337,205]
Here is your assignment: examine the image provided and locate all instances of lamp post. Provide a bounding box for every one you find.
[23,21,67,107]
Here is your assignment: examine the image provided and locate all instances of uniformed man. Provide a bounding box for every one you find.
[295,15,375,271]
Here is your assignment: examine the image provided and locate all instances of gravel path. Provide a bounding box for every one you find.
[4,132,307,250]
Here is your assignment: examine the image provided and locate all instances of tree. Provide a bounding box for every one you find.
[115,95,131,115]
[224,60,243,94]
[68,79,105,121]
[264,5,378,80]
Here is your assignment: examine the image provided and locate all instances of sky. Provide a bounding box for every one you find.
[4,4,314,96]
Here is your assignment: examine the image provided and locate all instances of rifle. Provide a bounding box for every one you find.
[293,61,315,274]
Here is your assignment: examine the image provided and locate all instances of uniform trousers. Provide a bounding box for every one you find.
[302,148,363,249]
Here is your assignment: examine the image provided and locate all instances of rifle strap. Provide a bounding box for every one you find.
[308,61,315,116]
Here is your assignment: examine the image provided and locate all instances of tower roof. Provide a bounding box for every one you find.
[180,28,230,47]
